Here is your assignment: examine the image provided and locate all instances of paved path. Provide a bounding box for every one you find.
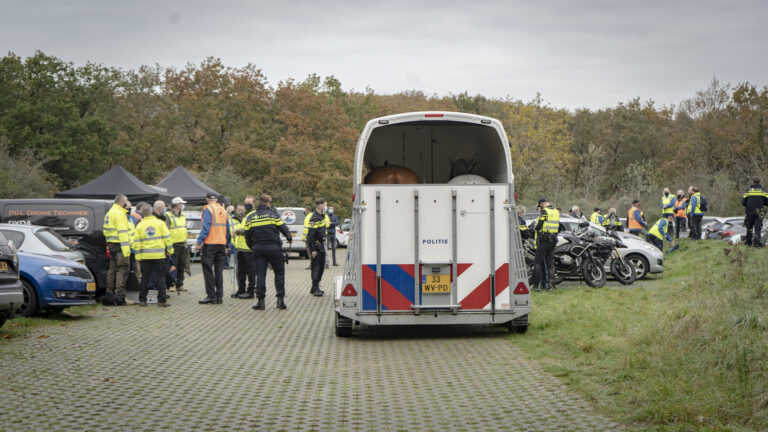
[0,258,624,431]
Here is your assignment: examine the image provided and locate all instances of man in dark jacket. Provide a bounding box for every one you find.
[244,194,293,310]
[742,177,768,247]
[306,198,330,297]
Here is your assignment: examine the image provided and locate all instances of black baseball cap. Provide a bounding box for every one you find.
[594,207,600,212]
[206,193,218,200]
[538,197,548,204]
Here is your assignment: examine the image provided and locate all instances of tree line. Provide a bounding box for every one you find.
[1,51,766,220]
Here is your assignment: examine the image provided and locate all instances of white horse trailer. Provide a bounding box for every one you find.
[333,112,531,336]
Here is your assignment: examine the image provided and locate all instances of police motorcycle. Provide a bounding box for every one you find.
[590,226,636,285]
[548,222,607,287]
[522,222,606,288]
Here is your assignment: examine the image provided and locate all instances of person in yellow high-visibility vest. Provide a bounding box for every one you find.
[646,214,677,251]
[164,197,188,292]
[532,198,559,291]
[103,194,133,306]
[132,203,174,307]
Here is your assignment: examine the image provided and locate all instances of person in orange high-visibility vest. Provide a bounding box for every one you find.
[674,190,688,238]
[627,200,647,236]
[196,193,233,304]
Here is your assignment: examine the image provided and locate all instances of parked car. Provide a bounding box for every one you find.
[275,207,308,258]
[0,231,23,329]
[0,224,85,264]
[17,252,97,316]
[336,219,352,247]
[183,210,202,261]
[0,199,112,294]
[702,217,745,240]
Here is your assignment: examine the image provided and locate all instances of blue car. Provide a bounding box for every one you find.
[17,252,96,316]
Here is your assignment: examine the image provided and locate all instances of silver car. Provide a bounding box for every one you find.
[275,207,308,258]
[0,224,85,265]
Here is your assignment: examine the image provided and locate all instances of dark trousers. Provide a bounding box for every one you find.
[689,215,703,240]
[327,234,337,265]
[167,243,187,288]
[253,244,286,298]
[236,250,256,294]
[646,234,664,250]
[106,243,130,296]
[745,211,763,246]
[139,259,167,303]
[311,248,326,287]
[531,235,555,288]
[675,217,687,238]
[201,244,227,300]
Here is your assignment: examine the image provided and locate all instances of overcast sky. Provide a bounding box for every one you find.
[2,0,766,110]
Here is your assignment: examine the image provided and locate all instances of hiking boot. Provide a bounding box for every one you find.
[139,300,148,307]
[276,297,287,309]
[238,293,255,299]
[158,303,171,308]
[177,286,187,292]
[252,298,265,310]
[199,297,216,304]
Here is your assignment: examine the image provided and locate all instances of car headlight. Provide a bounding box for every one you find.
[43,266,76,276]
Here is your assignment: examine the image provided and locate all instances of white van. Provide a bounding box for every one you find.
[333,112,531,336]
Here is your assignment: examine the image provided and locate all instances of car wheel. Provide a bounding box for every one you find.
[299,251,309,259]
[626,254,649,280]
[0,314,6,329]
[19,279,39,317]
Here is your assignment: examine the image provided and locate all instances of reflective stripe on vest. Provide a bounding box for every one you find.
[537,207,560,234]
[662,195,675,215]
[648,218,669,240]
[743,187,768,199]
[627,207,643,230]
[590,212,602,225]
[233,216,250,251]
[203,204,228,244]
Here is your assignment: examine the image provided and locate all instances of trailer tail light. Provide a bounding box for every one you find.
[342,284,357,296]
[513,282,529,295]
[424,113,444,117]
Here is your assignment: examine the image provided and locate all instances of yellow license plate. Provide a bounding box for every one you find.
[0,262,7,273]
[290,232,296,237]
[86,282,96,292]
[422,274,450,294]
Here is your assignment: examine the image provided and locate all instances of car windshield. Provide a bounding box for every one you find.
[0,230,25,248]
[340,223,351,232]
[36,229,73,252]
[0,230,9,246]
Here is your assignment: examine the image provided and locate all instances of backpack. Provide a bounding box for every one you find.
[699,196,708,212]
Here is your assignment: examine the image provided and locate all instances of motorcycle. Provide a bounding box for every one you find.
[524,222,607,288]
[591,228,636,285]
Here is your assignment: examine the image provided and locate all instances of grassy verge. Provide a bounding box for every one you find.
[0,305,98,345]
[510,239,768,431]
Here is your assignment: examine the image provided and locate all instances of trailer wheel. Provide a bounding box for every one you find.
[507,315,529,334]
[335,313,352,337]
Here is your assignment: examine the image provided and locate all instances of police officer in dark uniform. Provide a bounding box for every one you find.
[307,198,329,297]
[244,194,293,310]
[742,177,768,247]
[531,198,559,291]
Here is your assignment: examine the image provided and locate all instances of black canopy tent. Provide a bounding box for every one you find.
[55,165,172,203]
[156,166,221,206]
